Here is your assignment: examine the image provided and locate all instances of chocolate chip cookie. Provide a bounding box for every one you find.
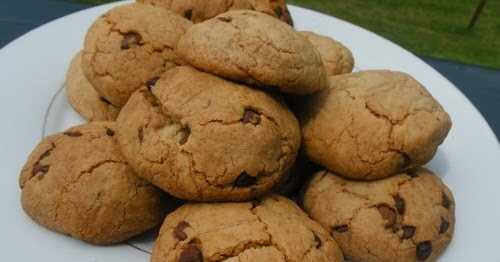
[151,195,344,262]
[303,168,455,261]
[301,71,452,180]
[19,122,165,245]
[65,51,120,121]
[138,0,293,25]
[116,66,301,201]
[81,3,192,107]
[177,10,327,94]
[299,31,354,76]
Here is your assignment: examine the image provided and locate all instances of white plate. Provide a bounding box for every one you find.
[0,1,499,261]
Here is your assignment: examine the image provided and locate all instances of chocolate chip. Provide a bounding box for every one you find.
[416,241,432,261]
[99,97,112,105]
[394,195,405,215]
[32,164,49,176]
[178,126,190,145]
[332,224,348,233]
[105,128,115,137]
[179,244,203,262]
[217,16,232,22]
[234,172,257,187]
[401,225,416,239]
[442,193,451,209]
[146,77,160,90]
[138,127,144,143]
[377,204,397,228]
[274,6,283,17]
[184,9,193,20]
[121,32,142,50]
[64,131,82,137]
[174,221,190,241]
[439,218,449,234]
[313,233,322,248]
[242,109,261,125]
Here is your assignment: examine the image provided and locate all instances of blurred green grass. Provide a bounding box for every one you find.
[73,0,500,69]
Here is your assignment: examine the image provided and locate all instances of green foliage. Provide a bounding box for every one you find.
[288,0,500,68]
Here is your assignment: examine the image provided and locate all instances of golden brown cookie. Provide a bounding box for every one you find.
[116,66,301,201]
[138,0,293,25]
[19,122,165,245]
[302,168,455,262]
[151,195,344,262]
[177,10,327,95]
[82,3,192,107]
[301,71,452,180]
[299,31,354,76]
[65,51,120,121]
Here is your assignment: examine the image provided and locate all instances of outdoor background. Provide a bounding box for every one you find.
[74,0,500,69]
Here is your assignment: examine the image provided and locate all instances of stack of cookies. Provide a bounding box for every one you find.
[18,1,455,261]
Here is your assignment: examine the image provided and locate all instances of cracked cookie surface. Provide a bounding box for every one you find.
[301,71,452,180]
[138,0,293,25]
[303,168,455,262]
[177,10,327,94]
[116,66,301,201]
[299,31,354,76]
[19,122,165,244]
[151,195,343,262]
[65,51,120,121]
[81,3,192,107]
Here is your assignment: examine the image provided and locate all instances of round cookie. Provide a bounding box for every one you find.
[82,3,192,107]
[138,0,293,25]
[19,122,165,245]
[116,66,301,201]
[151,195,344,262]
[177,10,327,95]
[302,168,455,262]
[301,71,452,180]
[299,31,354,76]
[65,51,120,121]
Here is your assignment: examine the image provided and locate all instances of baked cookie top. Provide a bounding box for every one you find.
[299,31,354,76]
[19,122,165,244]
[82,3,192,107]
[301,70,452,180]
[138,0,293,25]
[116,66,301,201]
[303,168,455,262]
[177,10,327,94]
[151,195,344,262]
[65,51,120,121]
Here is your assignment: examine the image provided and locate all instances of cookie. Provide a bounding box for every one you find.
[301,71,452,180]
[81,3,192,107]
[302,168,455,262]
[299,31,354,76]
[19,122,165,244]
[151,195,344,262]
[116,66,301,201]
[65,51,120,121]
[177,10,327,94]
[138,0,293,25]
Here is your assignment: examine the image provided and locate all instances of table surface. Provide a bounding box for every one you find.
[1,0,499,140]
